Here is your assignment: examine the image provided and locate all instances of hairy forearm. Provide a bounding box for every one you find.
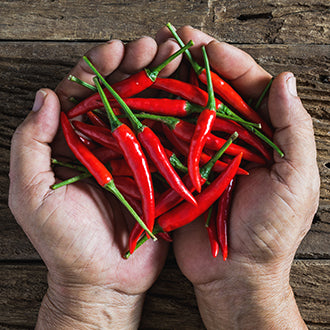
[36,278,144,329]
[194,272,307,330]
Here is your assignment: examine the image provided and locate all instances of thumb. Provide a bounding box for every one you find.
[9,89,61,221]
[269,72,319,198]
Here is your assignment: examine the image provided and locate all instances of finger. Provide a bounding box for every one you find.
[269,72,319,194]
[172,26,271,100]
[9,89,61,221]
[56,40,125,111]
[154,25,173,44]
[118,36,158,74]
[149,38,182,77]
[206,40,272,99]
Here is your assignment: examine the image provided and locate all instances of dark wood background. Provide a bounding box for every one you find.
[1,1,329,328]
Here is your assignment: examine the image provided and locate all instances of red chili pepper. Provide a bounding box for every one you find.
[92,146,122,162]
[189,66,200,87]
[204,207,220,258]
[157,152,242,233]
[211,118,272,161]
[87,59,197,207]
[216,178,235,261]
[155,132,240,219]
[67,41,193,119]
[72,120,122,154]
[93,76,156,234]
[166,22,273,138]
[162,124,248,176]
[78,134,98,150]
[113,176,141,201]
[86,110,108,128]
[60,111,155,239]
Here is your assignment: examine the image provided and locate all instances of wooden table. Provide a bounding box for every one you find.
[1,1,329,328]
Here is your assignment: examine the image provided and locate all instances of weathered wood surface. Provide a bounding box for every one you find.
[0,0,329,44]
[0,0,329,328]
[0,259,328,328]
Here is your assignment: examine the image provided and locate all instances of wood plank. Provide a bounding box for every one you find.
[0,0,328,45]
[1,41,328,260]
[203,0,330,45]
[0,259,328,328]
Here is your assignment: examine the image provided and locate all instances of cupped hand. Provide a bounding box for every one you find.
[8,36,182,328]
[157,26,320,328]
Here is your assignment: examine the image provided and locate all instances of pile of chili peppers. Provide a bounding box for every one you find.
[53,24,283,260]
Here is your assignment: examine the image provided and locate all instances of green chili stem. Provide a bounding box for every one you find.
[104,180,157,241]
[51,158,88,172]
[93,76,122,131]
[205,206,213,228]
[124,223,163,258]
[169,154,188,173]
[202,46,216,111]
[200,132,239,179]
[255,77,274,110]
[51,172,92,190]
[85,57,144,132]
[68,75,97,92]
[166,22,204,75]
[145,40,194,81]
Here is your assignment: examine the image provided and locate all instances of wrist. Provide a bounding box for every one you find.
[193,263,307,330]
[36,274,144,329]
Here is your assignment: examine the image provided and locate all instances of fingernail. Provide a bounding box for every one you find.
[286,75,297,97]
[32,89,47,112]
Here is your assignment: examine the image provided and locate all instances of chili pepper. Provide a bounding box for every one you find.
[155,131,240,218]
[166,22,273,138]
[162,124,248,176]
[189,66,200,87]
[67,41,193,119]
[60,111,155,239]
[134,113,264,164]
[113,176,141,201]
[211,117,271,161]
[92,146,122,162]
[93,76,156,235]
[72,120,122,154]
[78,134,98,150]
[157,152,242,233]
[86,110,108,128]
[204,207,220,258]
[216,178,235,261]
[86,58,197,207]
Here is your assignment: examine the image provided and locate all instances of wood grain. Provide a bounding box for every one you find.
[0,259,328,328]
[0,1,328,44]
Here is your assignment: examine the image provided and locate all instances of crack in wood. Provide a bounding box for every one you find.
[237,12,273,21]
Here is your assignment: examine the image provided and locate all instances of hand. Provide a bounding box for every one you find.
[8,36,182,329]
[156,26,320,329]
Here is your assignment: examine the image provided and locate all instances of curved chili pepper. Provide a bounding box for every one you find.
[93,77,155,235]
[86,110,108,128]
[87,59,197,207]
[72,120,122,154]
[67,41,193,119]
[204,207,220,258]
[155,131,240,218]
[162,124,248,176]
[157,152,242,232]
[113,176,141,201]
[92,146,122,162]
[211,118,271,161]
[60,111,155,239]
[216,178,235,261]
[166,22,273,138]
